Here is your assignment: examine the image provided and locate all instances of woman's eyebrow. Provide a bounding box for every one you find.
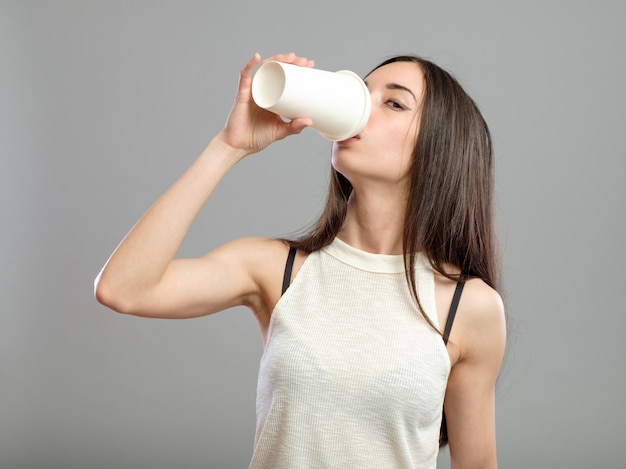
[363,80,417,102]
[386,83,417,102]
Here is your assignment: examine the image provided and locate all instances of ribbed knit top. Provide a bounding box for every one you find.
[250,238,450,468]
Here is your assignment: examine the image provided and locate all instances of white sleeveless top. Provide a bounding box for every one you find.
[250,238,450,468]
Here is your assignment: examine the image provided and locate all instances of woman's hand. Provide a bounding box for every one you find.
[220,52,315,156]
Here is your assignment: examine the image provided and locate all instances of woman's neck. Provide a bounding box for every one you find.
[337,189,407,255]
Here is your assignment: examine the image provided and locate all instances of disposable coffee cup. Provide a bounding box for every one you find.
[251,61,371,141]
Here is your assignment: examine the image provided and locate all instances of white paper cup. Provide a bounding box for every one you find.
[251,61,371,141]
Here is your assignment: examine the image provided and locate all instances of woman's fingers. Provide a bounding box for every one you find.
[235,53,261,99]
[261,52,315,69]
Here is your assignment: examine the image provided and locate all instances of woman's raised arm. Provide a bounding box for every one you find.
[94,53,313,319]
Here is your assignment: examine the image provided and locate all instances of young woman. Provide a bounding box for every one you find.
[95,52,506,468]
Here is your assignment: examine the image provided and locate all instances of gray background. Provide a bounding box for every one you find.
[2,1,624,468]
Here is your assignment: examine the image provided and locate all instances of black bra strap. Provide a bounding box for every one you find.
[443,280,465,345]
[281,247,297,295]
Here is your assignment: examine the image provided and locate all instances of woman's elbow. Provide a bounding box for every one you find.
[93,273,140,315]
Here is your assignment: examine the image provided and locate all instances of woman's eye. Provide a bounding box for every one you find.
[386,99,405,110]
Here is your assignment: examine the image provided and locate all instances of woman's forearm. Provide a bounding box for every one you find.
[94,131,247,311]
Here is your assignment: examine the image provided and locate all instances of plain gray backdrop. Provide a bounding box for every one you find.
[2,1,625,468]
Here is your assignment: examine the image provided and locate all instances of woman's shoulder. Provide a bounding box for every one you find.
[459,278,505,328]
[214,236,292,273]
[221,235,290,254]
[453,277,506,363]
[434,265,503,326]
[211,237,293,324]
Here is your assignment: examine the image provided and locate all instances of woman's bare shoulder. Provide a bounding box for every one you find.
[211,236,292,319]
[459,278,505,326]
[453,277,506,363]
[208,236,291,280]
[214,236,289,256]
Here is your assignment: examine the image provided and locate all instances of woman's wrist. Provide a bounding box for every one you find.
[205,130,251,167]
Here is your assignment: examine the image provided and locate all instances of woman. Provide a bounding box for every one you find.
[95,52,506,468]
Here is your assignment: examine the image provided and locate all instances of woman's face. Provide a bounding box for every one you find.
[331,61,425,188]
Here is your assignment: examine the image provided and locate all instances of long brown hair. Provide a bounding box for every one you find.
[286,55,499,447]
